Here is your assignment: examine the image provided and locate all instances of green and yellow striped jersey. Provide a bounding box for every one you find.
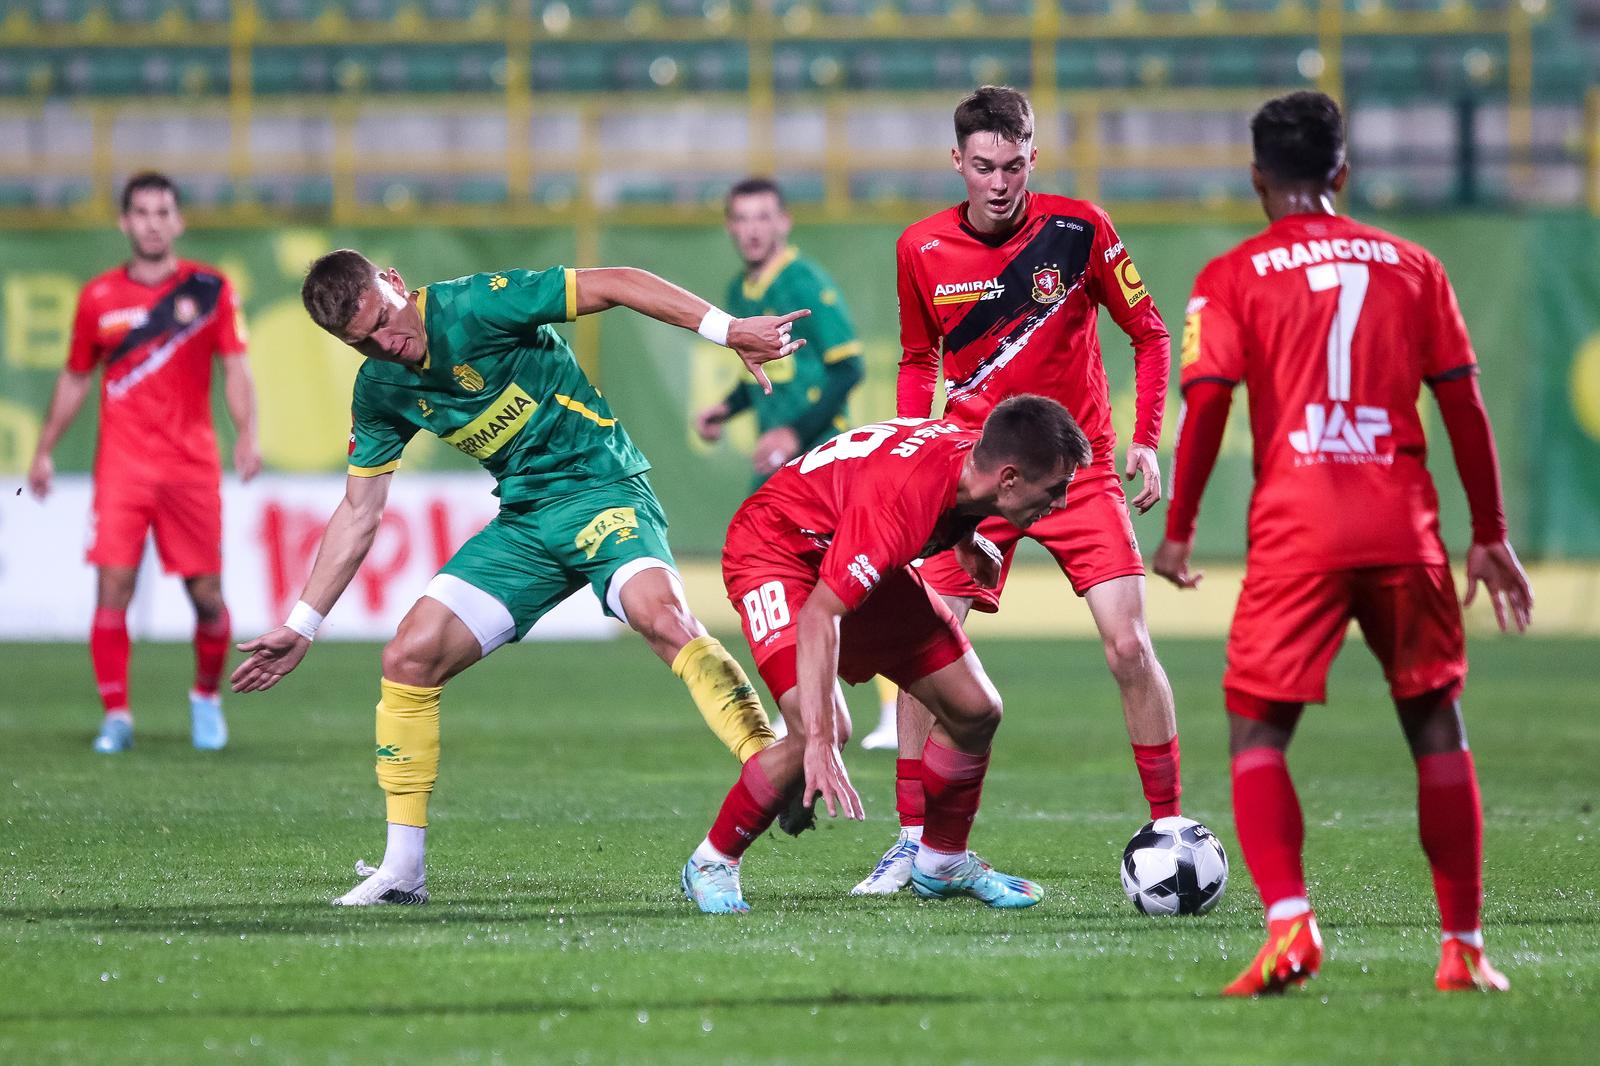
[725,246,862,449]
[347,268,649,504]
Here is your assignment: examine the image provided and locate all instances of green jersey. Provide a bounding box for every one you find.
[347,268,649,503]
[724,246,862,451]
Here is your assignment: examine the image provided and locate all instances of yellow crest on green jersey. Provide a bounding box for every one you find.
[489,275,508,290]
[575,507,640,560]
[453,364,486,392]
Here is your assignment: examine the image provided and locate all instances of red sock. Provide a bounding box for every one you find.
[1231,746,1307,909]
[193,609,231,699]
[1416,749,1484,933]
[895,758,925,828]
[1131,737,1182,819]
[90,607,130,714]
[920,739,989,853]
[707,754,785,860]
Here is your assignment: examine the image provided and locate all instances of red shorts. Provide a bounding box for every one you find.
[88,477,222,577]
[1225,564,1467,706]
[727,564,972,703]
[916,465,1144,610]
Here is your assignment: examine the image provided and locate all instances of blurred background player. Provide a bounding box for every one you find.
[683,397,1093,913]
[26,171,260,754]
[692,177,899,748]
[1154,91,1534,996]
[231,249,799,906]
[855,86,1183,894]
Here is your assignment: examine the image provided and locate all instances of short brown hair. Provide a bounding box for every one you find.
[954,85,1034,149]
[973,394,1092,477]
[727,176,786,213]
[302,249,378,335]
[121,171,179,213]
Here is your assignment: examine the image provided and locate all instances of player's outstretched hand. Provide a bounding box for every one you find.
[1124,444,1162,514]
[728,309,810,395]
[1465,539,1533,633]
[955,531,1004,589]
[1152,537,1203,590]
[753,426,801,476]
[694,403,729,443]
[803,737,864,821]
[230,627,312,693]
[26,452,53,500]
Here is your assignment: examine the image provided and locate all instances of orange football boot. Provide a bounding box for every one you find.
[1222,910,1324,997]
[1435,937,1510,992]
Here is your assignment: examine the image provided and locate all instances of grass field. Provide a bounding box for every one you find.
[2,634,1596,1065]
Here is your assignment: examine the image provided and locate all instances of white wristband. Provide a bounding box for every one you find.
[284,601,324,641]
[697,307,733,347]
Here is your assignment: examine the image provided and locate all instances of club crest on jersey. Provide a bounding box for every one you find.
[173,295,199,325]
[453,364,486,392]
[1031,266,1065,304]
[576,507,640,560]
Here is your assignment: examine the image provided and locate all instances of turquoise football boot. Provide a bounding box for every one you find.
[92,712,134,754]
[682,856,751,914]
[910,852,1043,909]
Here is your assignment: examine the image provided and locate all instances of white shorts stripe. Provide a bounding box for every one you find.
[604,557,679,625]
[423,573,517,656]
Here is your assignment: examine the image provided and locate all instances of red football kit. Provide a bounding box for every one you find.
[1168,213,1508,705]
[722,419,982,701]
[68,260,247,576]
[896,192,1169,605]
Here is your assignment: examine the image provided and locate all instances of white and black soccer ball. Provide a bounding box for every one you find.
[1119,816,1228,916]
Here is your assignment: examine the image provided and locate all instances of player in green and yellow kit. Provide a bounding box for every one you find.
[695,179,864,484]
[230,248,805,906]
[694,178,901,751]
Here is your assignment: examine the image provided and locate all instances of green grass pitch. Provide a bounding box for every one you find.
[2,635,1596,1064]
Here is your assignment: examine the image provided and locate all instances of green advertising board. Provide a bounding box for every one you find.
[0,212,1591,557]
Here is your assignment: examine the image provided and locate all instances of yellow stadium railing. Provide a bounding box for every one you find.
[0,0,1572,228]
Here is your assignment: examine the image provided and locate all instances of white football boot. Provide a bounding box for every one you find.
[850,828,920,895]
[332,859,428,906]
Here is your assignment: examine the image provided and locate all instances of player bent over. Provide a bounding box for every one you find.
[231,250,803,906]
[682,396,1093,913]
[1155,92,1532,994]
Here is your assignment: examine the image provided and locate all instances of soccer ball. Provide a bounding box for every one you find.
[1119,816,1228,916]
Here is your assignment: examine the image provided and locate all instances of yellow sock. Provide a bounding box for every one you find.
[672,635,776,763]
[874,675,898,706]
[376,677,442,827]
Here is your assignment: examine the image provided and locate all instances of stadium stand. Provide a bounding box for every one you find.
[0,0,1592,220]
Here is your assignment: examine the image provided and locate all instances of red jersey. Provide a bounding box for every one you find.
[1176,214,1478,573]
[895,192,1169,461]
[67,260,247,484]
[726,419,981,611]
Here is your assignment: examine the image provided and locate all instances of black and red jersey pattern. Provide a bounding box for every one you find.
[896,192,1170,460]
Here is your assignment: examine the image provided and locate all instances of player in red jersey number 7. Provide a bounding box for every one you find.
[1154,92,1532,996]
[859,86,1183,895]
[682,397,1094,913]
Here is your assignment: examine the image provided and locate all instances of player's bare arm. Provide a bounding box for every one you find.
[572,267,809,394]
[26,369,94,499]
[220,355,261,482]
[793,581,865,821]
[230,471,393,693]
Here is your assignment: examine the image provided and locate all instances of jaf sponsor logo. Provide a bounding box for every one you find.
[1288,403,1392,459]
